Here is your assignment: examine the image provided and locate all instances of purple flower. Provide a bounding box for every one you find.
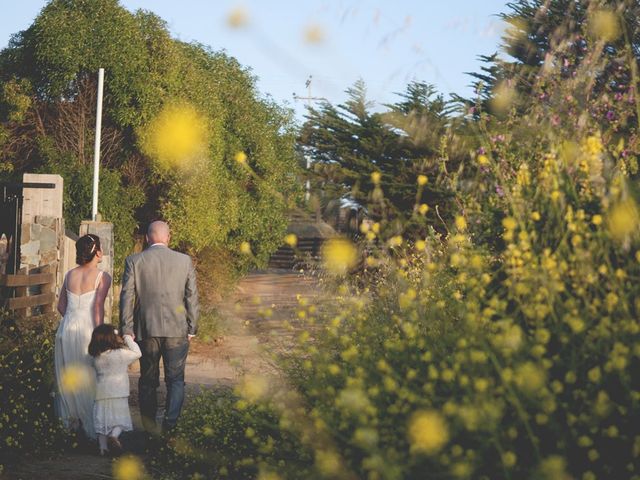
[551,115,560,126]
[478,147,486,155]
[495,185,505,197]
[615,92,623,101]
[606,110,615,121]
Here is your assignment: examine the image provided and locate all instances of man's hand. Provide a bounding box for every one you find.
[188,334,195,342]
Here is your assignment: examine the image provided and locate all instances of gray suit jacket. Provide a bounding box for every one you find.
[119,244,199,340]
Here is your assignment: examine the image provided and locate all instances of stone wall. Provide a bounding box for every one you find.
[20,174,65,306]
[20,215,63,270]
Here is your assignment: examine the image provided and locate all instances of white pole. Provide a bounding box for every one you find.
[91,68,104,221]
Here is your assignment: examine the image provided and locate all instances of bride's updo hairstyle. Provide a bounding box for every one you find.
[76,234,101,265]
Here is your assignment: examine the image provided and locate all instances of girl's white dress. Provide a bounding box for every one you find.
[93,335,141,435]
[54,271,104,439]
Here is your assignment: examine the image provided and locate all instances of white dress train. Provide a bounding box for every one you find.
[54,270,103,439]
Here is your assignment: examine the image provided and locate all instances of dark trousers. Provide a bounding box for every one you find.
[138,337,189,432]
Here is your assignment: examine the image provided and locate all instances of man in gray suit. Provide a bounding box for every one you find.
[120,221,199,434]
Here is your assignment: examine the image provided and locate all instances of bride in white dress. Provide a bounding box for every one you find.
[54,234,112,440]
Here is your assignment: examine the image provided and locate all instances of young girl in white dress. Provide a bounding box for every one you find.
[88,324,141,455]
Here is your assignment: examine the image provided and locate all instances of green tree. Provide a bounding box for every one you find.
[458,0,640,135]
[0,0,299,276]
[299,80,463,234]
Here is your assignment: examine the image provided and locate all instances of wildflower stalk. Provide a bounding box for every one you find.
[485,346,541,462]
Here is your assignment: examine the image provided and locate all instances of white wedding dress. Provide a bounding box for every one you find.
[54,270,103,440]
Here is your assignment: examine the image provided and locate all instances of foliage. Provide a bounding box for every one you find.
[458,0,640,132]
[271,132,640,477]
[154,388,312,479]
[35,136,143,278]
[194,307,226,344]
[0,312,71,471]
[299,80,466,233]
[221,2,640,478]
[0,0,299,276]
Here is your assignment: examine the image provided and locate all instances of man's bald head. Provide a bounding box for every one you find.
[147,221,171,246]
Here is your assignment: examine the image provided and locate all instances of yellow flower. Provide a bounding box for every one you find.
[502,217,517,231]
[236,374,269,402]
[315,450,341,476]
[336,387,371,412]
[591,214,603,226]
[588,366,601,383]
[477,154,489,166]
[502,451,517,468]
[321,238,358,275]
[408,410,449,454]
[284,233,297,247]
[235,151,247,163]
[418,203,429,215]
[399,288,417,310]
[516,165,531,186]
[113,455,145,480]
[417,174,428,186]
[590,9,621,42]
[415,240,426,251]
[539,456,567,478]
[388,235,403,248]
[515,362,546,394]
[227,6,249,28]
[141,103,208,169]
[451,462,472,478]
[490,81,517,114]
[60,364,93,394]
[470,255,483,269]
[585,135,604,155]
[455,216,467,231]
[257,471,281,480]
[353,428,379,449]
[531,211,541,221]
[304,24,325,44]
[239,241,252,255]
[371,171,382,184]
[609,198,639,240]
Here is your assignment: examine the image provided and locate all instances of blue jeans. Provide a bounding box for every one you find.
[138,337,189,432]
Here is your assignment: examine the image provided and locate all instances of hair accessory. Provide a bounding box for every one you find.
[88,235,97,254]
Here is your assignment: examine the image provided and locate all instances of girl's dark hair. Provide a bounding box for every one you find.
[76,234,101,265]
[88,324,123,357]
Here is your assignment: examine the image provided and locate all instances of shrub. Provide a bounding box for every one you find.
[268,133,640,479]
[155,388,312,479]
[0,312,70,471]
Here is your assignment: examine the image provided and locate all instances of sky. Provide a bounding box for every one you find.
[0,0,509,120]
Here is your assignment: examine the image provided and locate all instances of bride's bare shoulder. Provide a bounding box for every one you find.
[64,267,80,282]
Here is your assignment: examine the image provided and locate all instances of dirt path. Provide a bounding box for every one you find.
[4,270,319,480]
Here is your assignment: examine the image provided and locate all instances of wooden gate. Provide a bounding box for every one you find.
[0,266,55,318]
